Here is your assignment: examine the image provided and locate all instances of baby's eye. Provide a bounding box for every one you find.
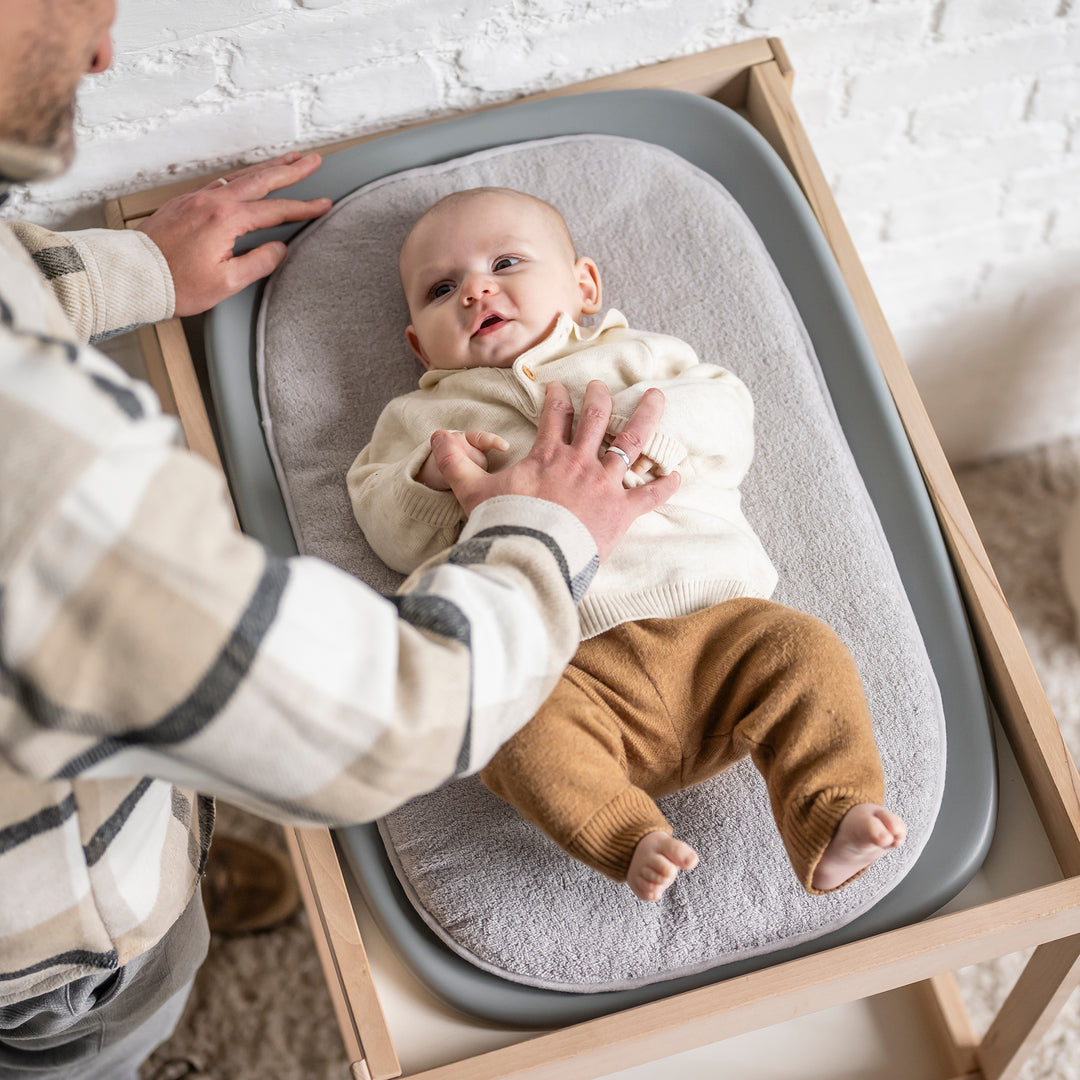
[430,282,454,300]
[493,256,520,272]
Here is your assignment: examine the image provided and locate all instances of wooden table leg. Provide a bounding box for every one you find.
[284,827,401,1080]
[976,935,1080,1080]
[920,972,981,1078]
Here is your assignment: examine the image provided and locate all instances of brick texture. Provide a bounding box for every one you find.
[2,0,1077,464]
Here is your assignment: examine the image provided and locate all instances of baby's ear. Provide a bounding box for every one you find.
[576,257,602,315]
[406,326,431,369]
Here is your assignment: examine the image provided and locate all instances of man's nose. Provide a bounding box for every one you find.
[88,34,114,74]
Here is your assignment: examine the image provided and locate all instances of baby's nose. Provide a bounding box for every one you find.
[462,273,497,301]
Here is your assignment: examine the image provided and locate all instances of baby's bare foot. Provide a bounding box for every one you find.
[627,831,699,902]
[811,804,906,892]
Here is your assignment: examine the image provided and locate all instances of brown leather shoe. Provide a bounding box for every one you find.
[200,834,300,935]
[146,1057,213,1080]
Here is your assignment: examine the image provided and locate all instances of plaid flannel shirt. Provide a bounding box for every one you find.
[0,218,597,1005]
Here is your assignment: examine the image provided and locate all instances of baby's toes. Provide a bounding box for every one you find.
[668,839,699,870]
[872,807,907,846]
[876,809,907,847]
[645,855,678,883]
[867,817,893,847]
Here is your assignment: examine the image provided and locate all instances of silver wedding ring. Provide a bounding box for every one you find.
[604,445,632,469]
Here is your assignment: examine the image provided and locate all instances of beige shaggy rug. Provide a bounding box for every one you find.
[140,436,1080,1080]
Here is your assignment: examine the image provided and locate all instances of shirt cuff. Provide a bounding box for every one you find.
[68,228,176,340]
[461,495,599,588]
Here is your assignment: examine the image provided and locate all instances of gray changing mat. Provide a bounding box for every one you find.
[204,90,994,1027]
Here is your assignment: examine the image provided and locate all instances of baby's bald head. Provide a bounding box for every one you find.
[399,187,577,279]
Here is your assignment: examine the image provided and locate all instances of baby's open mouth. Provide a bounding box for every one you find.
[474,314,506,335]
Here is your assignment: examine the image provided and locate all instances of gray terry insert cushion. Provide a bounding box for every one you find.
[256,134,945,992]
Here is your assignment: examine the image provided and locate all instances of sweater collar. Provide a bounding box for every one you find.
[0,138,67,185]
[0,137,70,207]
[418,308,629,389]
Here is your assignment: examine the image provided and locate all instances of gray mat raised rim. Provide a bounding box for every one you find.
[204,89,996,1028]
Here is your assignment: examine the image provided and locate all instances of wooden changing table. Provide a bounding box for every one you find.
[106,37,1080,1080]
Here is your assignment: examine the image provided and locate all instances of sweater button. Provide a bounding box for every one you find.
[521,365,536,380]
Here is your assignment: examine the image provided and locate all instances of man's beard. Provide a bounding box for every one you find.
[28,97,77,168]
[0,50,79,182]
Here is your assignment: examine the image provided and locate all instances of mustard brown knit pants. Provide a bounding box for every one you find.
[480,598,885,894]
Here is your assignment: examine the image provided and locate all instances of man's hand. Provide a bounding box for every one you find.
[430,381,680,561]
[417,430,509,491]
[610,445,659,478]
[137,151,332,317]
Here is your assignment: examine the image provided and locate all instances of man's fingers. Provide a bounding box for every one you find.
[532,382,575,451]
[600,443,633,477]
[430,430,486,495]
[571,380,614,453]
[202,150,306,190]
[223,241,288,295]
[607,387,665,464]
[220,151,324,200]
[628,469,681,510]
[242,196,333,231]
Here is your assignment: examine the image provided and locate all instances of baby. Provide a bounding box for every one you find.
[348,187,906,902]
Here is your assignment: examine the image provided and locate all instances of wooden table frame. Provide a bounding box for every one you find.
[106,37,1080,1080]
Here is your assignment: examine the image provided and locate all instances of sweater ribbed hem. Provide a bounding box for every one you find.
[784,787,873,895]
[566,787,672,882]
[578,578,772,639]
[397,478,466,528]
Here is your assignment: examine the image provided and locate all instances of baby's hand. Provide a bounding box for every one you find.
[630,453,660,478]
[417,430,510,491]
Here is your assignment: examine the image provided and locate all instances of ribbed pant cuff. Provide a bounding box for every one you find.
[567,787,672,882]
[785,788,869,895]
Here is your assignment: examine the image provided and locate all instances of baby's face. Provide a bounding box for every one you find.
[399,191,600,371]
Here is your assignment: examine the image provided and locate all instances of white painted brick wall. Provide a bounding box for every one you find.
[937,0,1062,39]
[2,0,1077,464]
[76,52,219,127]
[308,56,443,131]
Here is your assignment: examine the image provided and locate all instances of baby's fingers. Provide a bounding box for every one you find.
[465,430,510,453]
[628,470,680,512]
[431,431,486,488]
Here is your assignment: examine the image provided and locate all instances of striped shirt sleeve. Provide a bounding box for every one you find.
[6,223,174,344]
[1,273,598,830]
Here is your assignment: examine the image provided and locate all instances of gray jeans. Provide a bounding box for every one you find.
[0,890,209,1079]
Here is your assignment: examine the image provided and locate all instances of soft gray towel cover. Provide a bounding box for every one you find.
[256,134,945,993]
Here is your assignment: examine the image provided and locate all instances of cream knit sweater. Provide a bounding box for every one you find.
[349,309,778,638]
